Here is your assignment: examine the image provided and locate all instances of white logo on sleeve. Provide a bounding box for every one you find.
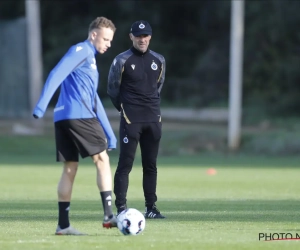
[76,46,83,52]
[54,105,64,112]
[131,64,135,70]
[91,58,96,69]
[123,137,129,143]
[113,59,117,66]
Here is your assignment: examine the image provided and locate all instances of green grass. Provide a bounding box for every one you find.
[1,135,300,249]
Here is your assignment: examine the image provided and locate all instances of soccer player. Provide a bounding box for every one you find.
[107,20,166,219]
[33,17,118,235]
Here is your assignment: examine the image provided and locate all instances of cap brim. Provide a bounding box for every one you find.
[132,30,152,36]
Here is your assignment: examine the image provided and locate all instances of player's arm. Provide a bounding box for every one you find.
[94,94,117,150]
[32,46,89,118]
[107,57,123,112]
[157,56,166,93]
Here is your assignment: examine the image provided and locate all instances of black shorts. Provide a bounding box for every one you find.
[54,118,107,162]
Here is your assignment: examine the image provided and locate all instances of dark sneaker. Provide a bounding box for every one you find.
[144,204,166,219]
[102,215,118,229]
[116,204,127,216]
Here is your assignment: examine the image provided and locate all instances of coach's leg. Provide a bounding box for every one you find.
[57,161,78,229]
[114,120,140,212]
[140,122,162,207]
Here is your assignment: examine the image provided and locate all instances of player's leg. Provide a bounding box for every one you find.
[70,118,117,228]
[91,150,117,228]
[57,162,78,202]
[56,162,84,235]
[114,118,140,214]
[54,120,84,235]
[67,118,116,228]
[139,122,165,219]
[92,151,112,191]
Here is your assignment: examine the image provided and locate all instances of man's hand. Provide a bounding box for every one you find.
[107,137,117,151]
[32,108,44,119]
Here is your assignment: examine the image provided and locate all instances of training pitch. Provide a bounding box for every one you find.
[1,135,300,250]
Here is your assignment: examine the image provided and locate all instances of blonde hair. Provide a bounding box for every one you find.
[89,17,116,33]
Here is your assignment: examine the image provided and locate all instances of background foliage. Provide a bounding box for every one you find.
[0,0,299,115]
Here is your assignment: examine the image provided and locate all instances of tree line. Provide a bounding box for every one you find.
[1,0,299,116]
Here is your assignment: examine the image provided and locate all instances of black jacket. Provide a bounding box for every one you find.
[107,46,166,123]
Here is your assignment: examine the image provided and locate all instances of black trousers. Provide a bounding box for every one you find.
[114,118,162,208]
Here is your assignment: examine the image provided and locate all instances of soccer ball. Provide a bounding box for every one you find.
[117,208,146,236]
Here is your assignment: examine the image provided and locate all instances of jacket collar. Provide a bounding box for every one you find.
[130,46,149,56]
[85,40,98,55]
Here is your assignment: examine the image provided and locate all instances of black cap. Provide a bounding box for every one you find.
[130,20,152,36]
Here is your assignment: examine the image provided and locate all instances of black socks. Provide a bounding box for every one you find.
[100,191,113,220]
[58,201,70,229]
[58,192,113,227]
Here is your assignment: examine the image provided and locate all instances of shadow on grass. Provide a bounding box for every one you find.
[1,199,300,223]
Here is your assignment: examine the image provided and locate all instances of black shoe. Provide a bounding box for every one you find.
[116,204,127,216]
[144,204,166,219]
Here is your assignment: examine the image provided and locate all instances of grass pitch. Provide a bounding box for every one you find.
[1,136,300,249]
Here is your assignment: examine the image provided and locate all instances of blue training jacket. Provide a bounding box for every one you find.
[33,40,117,149]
